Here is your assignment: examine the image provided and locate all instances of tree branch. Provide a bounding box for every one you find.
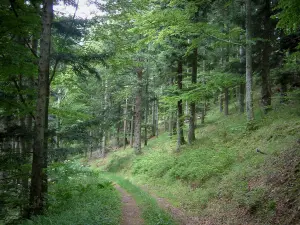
[200,30,243,46]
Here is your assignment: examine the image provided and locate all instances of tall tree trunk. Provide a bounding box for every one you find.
[42,79,49,205]
[130,104,134,148]
[123,98,128,149]
[151,101,155,137]
[116,104,121,148]
[133,69,142,154]
[261,0,272,113]
[102,79,108,157]
[239,39,246,113]
[176,60,185,151]
[144,79,149,146]
[29,0,53,217]
[201,102,205,124]
[245,0,254,121]
[188,48,197,144]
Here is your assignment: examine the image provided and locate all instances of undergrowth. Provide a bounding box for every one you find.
[23,160,121,225]
[92,94,300,224]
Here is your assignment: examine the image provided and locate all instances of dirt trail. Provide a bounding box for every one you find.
[114,184,144,225]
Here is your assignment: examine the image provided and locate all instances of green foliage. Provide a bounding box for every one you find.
[96,96,300,223]
[132,145,236,183]
[22,161,121,225]
[275,0,300,33]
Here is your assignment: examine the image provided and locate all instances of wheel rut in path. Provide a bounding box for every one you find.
[114,184,144,225]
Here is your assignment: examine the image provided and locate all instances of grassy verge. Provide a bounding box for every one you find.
[22,160,121,225]
[99,172,177,225]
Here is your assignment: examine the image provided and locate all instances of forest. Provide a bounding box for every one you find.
[0,0,300,224]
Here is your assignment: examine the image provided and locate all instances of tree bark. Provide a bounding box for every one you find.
[151,100,155,137]
[123,98,128,149]
[188,48,197,144]
[29,0,53,217]
[224,87,229,115]
[130,104,134,148]
[144,77,149,146]
[176,60,185,151]
[239,39,246,113]
[245,0,254,121]
[116,104,121,148]
[133,69,143,154]
[261,0,272,113]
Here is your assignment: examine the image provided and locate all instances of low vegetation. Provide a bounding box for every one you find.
[22,160,121,225]
[92,96,300,224]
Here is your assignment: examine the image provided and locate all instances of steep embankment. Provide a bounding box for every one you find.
[92,103,300,224]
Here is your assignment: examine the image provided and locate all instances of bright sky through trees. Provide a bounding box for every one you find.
[54,0,102,19]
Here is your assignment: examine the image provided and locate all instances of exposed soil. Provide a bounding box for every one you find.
[114,184,144,225]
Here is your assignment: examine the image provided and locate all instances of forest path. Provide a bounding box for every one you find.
[114,184,144,225]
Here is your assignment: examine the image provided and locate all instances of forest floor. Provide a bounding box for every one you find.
[114,184,144,225]
[90,99,300,225]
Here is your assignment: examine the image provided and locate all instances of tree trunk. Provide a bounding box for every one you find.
[29,0,53,217]
[176,60,185,151]
[133,69,142,154]
[201,103,205,124]
[188,48,197,144]
[261,0,272,113]
[155,98,159,137]
[239,39,246,113]
[130,104,134,148]
[245,0,254,121]
[239,83,245,113]
[224,87,229,115]
[123,98,128,149]
[151,101,155,137]
[144,77,149,146]
[116,104,121,148]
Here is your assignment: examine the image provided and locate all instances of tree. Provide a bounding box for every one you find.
[245,0,254,121]
[133,67,143,154]
[29,0,53,216]
[176,59,186,151]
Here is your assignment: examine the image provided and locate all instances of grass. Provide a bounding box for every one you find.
[99,172,177,225]
[22,160,121,225]
[91,92,300,224]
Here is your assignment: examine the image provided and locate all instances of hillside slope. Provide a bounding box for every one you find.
[92,100,300,224]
